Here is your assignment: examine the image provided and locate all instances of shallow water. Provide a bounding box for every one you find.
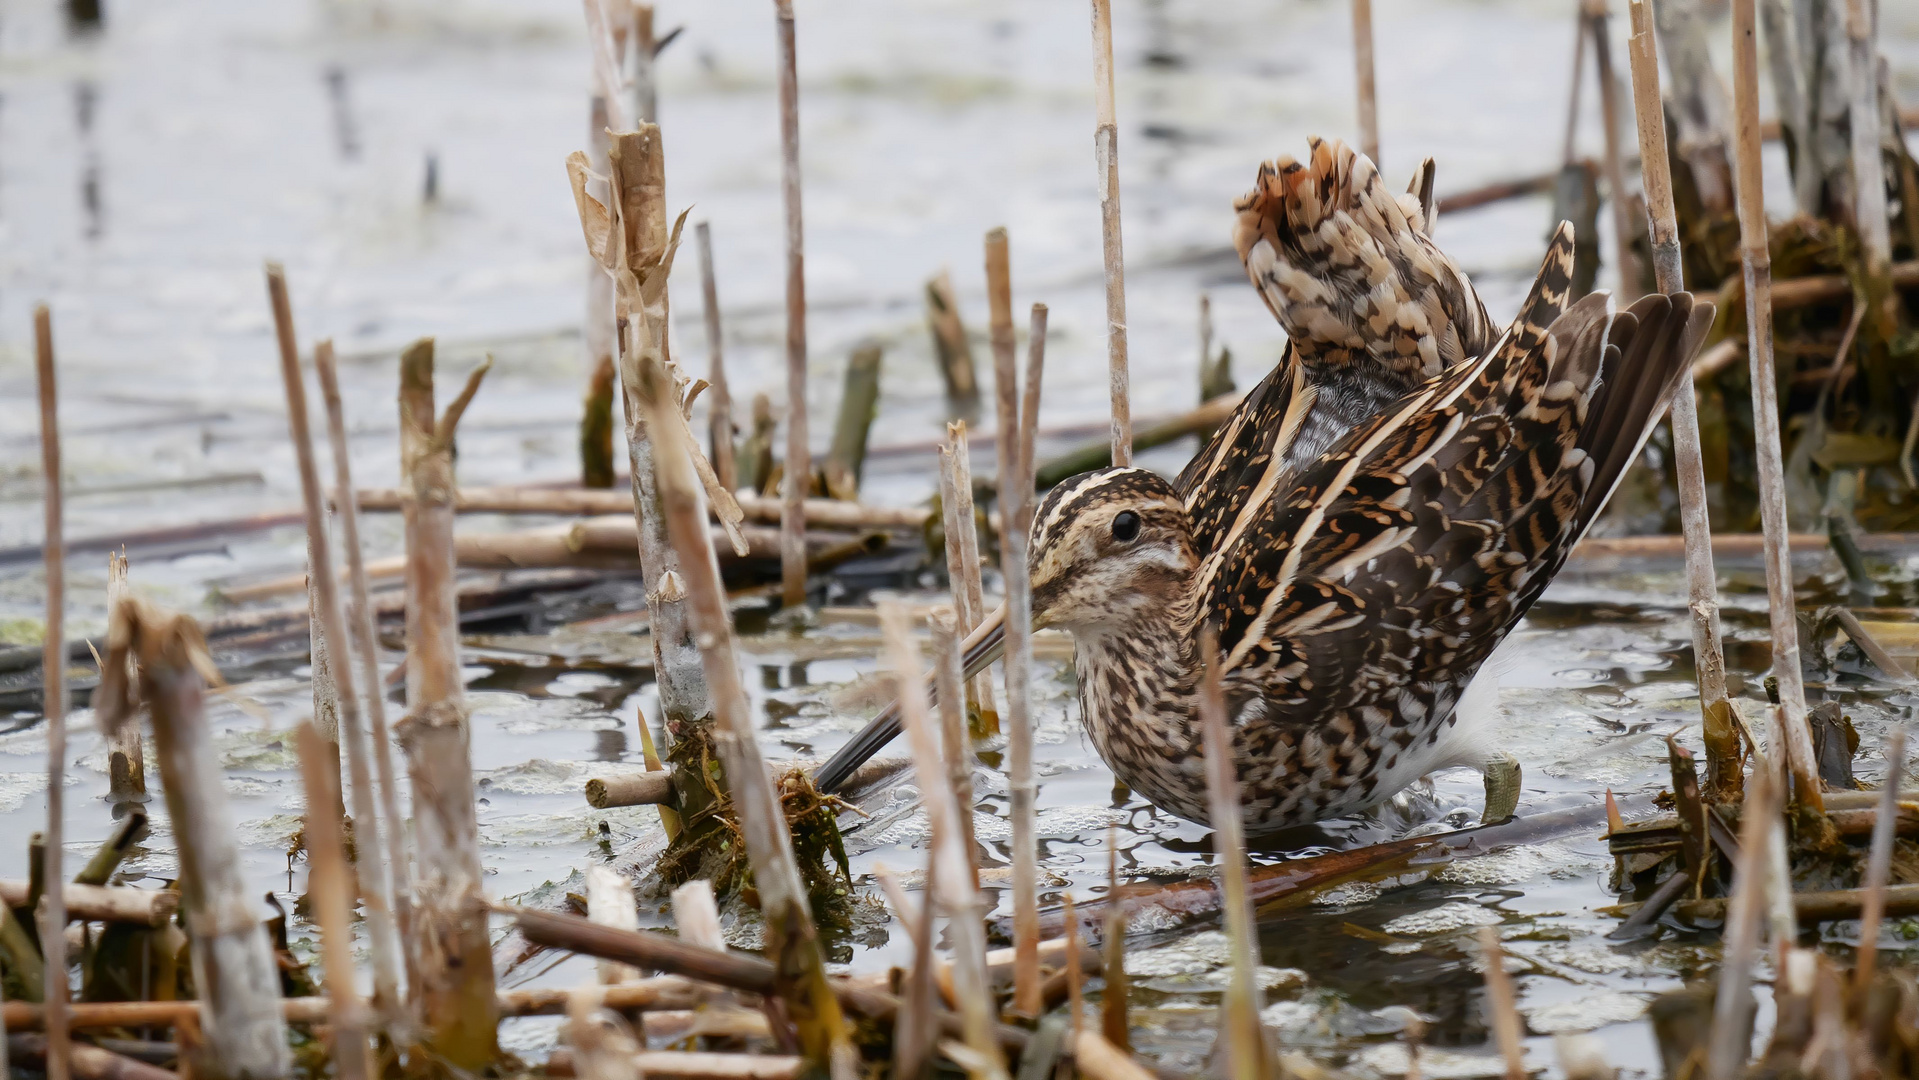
[2,0,1918,1074]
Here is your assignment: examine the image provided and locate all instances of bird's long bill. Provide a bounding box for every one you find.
[811,603,1009,794]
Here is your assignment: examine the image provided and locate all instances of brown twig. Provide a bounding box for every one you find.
[696,222,738,492]
[1350,0,1379,165]
[939,424,995,728]
[1101,831,1129,1050]
[1198,630,1271,1080]
[103,553,144,806]
[1088,0,1131,466]
[294,723,371,1080]
[775,0,808,608]
[33,303,71,1080]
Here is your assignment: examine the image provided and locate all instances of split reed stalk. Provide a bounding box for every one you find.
[697,222,738,492]
[775,0,809,607]
[1088,0,1131,466]
[395,336,500,1066]
[306,540,343,806]
[582,84,618,491]
[877,602,1005,1080]
[268,280,406,1022]
[1706,763,1781,1080]
[1350,0,1379,165]
[1197,631,1269,1080]
[1626,0,1737,800]
[313,343,415,975]
[585,866,641,984]
[940,425,995,728]
[985,228,1041,1019]
[633,356,851,1073]
[1586,0,1642,300]
[1475,928,1525,1080]
[33,305,70,1080]
[294,723,371,1080]
[1853,728,1905,992]
[1729,0,1821,810]
[104,553,144,806]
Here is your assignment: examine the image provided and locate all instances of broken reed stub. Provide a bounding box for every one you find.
[585,772,675,809]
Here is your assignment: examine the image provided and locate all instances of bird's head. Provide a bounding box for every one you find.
[1029,467,1197,638]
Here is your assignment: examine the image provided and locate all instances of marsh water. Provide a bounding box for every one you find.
[2,0,1918,1074]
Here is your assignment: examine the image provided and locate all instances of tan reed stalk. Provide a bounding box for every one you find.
[312,342,415,975]
[1562,14,1588,166]
[582,0,632,131]
[1475,927,1525,1080]
[97,599,291,1080]
[1101,830,1129,1051]
[1853,728,1905,992]
[305,551,343,814]
[670,881,724,951]
[1072,1031,1155,1080]
[585,866,641,984]
[697,221,738,491]
[1843,0,1894,332]
[1198,630,1271,1080]
[394,335,500,1066]
[294,722,371,1080]
[926,271,980,409]
[633,354,852,1073]
[268,277,406,1023]
[874,863,935,1080]
[1350,0,1379,165]
[876,601,1005,1080]
[1626,0,1737,801]
[984,227,1041,1019]
[630,4,658,125]
[582,77,618,490]
[33,305,70,1080]
[103,552,145,806]
[1586,0,1643,299]
[775,0,809,607]
[1088,0,1131,466]
[1019,305,1047,510]
[942,424,996,729]
[1064,895,1084,1035]
[1730,0,1822,810]
[928,608,980,889]
[1755,0,1813,215]
[1706,762,1781,1080]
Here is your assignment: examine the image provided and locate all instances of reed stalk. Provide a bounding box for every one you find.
[697,222,738,492]
[1063,895,1083,1035]
[1072,1032,1153,1080]
[585,866,641,984]
[1020,306,1046,515]
[265,302,408,1023]
[669,881,724,951]
[1626,0,1737,801]
[1842,0,1894,334]
[1100,833,1128,1051]
[1087,0,1131,466]
[1706,763,1780,1080]
[926,271,979,409]
[985,228,1041,1019]
[1350,0,1379,165]
[823,344,882,501]
[394,335,500,1066]
[1586,0,1643,300]
[294,723,370,1080]
[1475,927,1525,1080]
[776,0,809,607]
[633,347,852,1074]
[877,602,1005,1080]
[32,305,69,1080]
[583,88,618,490]
[306,536,343,810]
[1197,630,1271,1080]
[873,863,934,1080]
[1853,728,1905,993]
[928,608,980,890]
[939,425,995,730]
[103,553,144,807]
[1561,14,1587,167]
[1730,0,1822,811]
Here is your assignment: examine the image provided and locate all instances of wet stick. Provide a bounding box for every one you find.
[1350,0,1379,165]
[1706,763,1780,1080]
[1730,0,1821,811]
[1198,630,1271,1080]
[32,305,69,1080]
[1476,928,1524,1080]
[633,355,852,1074]
[697,222,737,491]
[394,336,500,1066]
[1843,0,1894,334]
[928,608,980,890]
[1088,0,1131,466]
[294,723,371,1080]
[926,271,979,409]
[1100,833,1128,1052]
[313,342,416,968]
[1853,728,1905,992]
[1586,0,1642,299]
[103,553,144,806]
[96,600,290,1080]
[1626,0,1736,801]
[775,0,809,607]
[268,281,405,1023]
[873,863,935,1080]
[822,343,882,501]
[985,228,1040,1020]
[583,88,618,490]
[71,810,146,888]
[877,601,1005,1080]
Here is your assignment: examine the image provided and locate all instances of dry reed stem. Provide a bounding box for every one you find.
[32,304,70,1080]
[103,552,145,806]
[585,866,642,984]
[1561,15,1588,166]
[697,222,738,492]
[272,322,405,1021]
[1730,0,1821,810]
[1854,728,1905,993]
[941,424,995,724]
[1625,0,1736,800]
[1063,895,1083,1036]
[873,863,936,1080]
[1019,306,1046,509]
[294,723,371,1080]
[312,343,415,966]
[1843,0,1893,307]
[583,81,619,491]
[1586,0,1643,300]
[354,486,926,529]
[1475,927,1525,1080]
[928,609,981,890]
[878,602,1006,1080]
[1706,762,1781,1080]
[1350,0,1379,165]
[1101,832,1128,1051]
[776,0,809,608]
[1198,630,1271,1080]
[1088,0,1131,466]
[0,883,175,928]
[582,0,632,131]
[635,353,851,1073]
[304,551,341,814]
[1072,1032,1154,1080]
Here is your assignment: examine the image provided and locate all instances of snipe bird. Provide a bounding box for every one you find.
[815,138,1714,833]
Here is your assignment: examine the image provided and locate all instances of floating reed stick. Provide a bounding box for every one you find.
[985,227,1041,1019]
[96,600,290,1080]
[268,278,406,1021]
[1625,0,1737,801]
[1475,927,1525,1080]
[103,552,144,806]
[697,222,738,492]
[1088,0,1131,466]
[876,601,1004,1079]
[928,608,980,889]
[634,346,851,1070]
[294,722,371,1080]
[775,0,809,607]
[1729,0,1821,810]
[394,336,500,1067]
[939,425,995,730]
[32,305,70,1080]
[1350,0,1379,165]
[1586,0,1642,299]
[1853,728,1905,992]
[0,882,172,927]
[312,342,415,958]
[1705,762,1780,1080]
[925,271,979,409]
[1198,630,1270,1080]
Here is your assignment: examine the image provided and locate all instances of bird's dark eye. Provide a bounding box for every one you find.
[1111,510,1141,542]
